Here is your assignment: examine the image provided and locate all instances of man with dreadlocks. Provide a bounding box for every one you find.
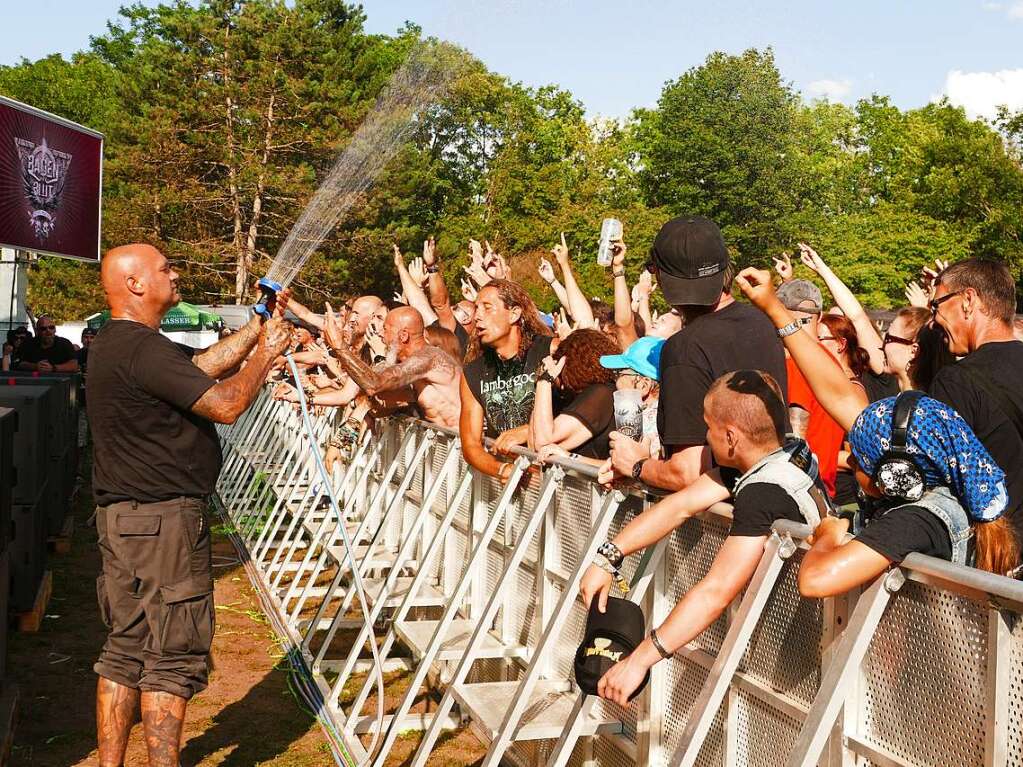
[460,279,554,480]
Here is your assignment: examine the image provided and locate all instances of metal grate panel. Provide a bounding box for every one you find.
[665,516,730,656]
[731,688,802,767]
[661,656,723,767]
[859,581,987,766]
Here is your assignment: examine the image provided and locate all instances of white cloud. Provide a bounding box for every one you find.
[941,69,1023,121]
[806,79,853,102]
[983,0,1023,18]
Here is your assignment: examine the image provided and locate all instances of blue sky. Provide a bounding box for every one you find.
[2,1,1021,121]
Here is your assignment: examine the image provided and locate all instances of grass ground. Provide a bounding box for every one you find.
[6,451,485,766]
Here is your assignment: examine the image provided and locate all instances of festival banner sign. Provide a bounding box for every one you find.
[0,95,103,262]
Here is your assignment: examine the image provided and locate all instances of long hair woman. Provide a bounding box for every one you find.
[530,329,620,463]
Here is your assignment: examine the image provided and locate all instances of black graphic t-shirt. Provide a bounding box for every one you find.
[464,334,553,437]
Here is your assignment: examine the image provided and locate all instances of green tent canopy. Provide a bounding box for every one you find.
[86,302,223,332]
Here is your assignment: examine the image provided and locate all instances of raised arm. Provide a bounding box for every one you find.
[286,295,324,331]
[393,246,439,326]
[193,314,260,378]
[538,256,570,309]
[798,517,891,598]
[610,238,639,347]
[192,316,291,424]
[552,233,595,328]
[635,271,654,333]
[422,237,457,332]
[736,267,868,432]
[798,244,886,374]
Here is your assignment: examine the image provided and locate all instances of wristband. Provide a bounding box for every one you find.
[631,457,648,480]
[426,264,440,274]
[650,628,673,660]
[612,270,625,279]
[597,540,624,568]
[594,554,631,594]
[776,321,802,338]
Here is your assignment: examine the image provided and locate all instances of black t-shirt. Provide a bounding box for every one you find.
[19,336,76,366]
[861,370,899,403]
[657,300,788,447]
[854,504,953,562]
[88,319,221,505]
[929,341,1023,521]
[730,481,805,537]
[561,382,615,460]
[464,334,553,437]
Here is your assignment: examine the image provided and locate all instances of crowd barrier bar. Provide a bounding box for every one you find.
[216,389,1023,767]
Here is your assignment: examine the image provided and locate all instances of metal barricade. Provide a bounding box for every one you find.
[216,392,1023,767]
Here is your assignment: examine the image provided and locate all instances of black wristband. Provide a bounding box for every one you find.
[426,264,440,274]
[650,628,673,660]
[631,457,648,480]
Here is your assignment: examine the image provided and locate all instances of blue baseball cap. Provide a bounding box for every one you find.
[599,336,665,381]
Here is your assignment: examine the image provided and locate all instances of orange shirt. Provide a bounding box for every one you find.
[786,356,846,498]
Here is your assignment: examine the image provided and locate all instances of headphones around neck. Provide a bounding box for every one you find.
[873,390,927,502]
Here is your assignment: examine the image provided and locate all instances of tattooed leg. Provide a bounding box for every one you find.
[96,677,139,767]
[140,690,187,767]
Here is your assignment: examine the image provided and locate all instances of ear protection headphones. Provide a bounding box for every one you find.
[873,390,927,501]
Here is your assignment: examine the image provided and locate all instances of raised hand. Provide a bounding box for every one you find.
[797,243,824,273]
[460,278,478,303]
[322,303,346,351]
[904,280,929,309]
[538,257,556,284]
[555,307,572,340]
[408,256,428,287]
[393,291,407,305]
[422,236,436,267]
[552,232,570,266]
[365,322,387,358]
[468,238,484,265]
[392,243,404,269]
[611,237,627,270]
[735,267,781,312]
[540,354,567,381]
[636,269,653,298]
[773,252,794,282]
[260,315,292,355]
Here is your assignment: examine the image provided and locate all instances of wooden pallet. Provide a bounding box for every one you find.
[0,684,18,767]
[47,516,75,554]
[17,571,53,633]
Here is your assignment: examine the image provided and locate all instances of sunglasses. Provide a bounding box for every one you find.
[883,332,915,347]
[928,290,962,317]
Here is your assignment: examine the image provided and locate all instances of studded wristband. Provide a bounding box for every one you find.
[597,540,624,568]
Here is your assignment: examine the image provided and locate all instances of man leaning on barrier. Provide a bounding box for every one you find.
[582,369,830,705]
[88,244,291,767]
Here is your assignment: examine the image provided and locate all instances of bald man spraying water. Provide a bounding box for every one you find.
[88,244,291,767]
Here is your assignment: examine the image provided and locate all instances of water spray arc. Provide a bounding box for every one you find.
[254,42,458,315]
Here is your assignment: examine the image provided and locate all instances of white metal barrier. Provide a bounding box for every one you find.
[216,389,1023,767]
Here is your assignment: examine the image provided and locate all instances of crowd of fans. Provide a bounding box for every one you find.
[261,213,1023,703]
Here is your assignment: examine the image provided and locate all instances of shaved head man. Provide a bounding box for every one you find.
[321,305,462,429]
[16,312,79,373]
[582,370,830,705]
[89,243,291,767]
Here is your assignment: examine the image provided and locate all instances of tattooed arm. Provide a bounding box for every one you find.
[330,345,447,396]
[191,316,261,378]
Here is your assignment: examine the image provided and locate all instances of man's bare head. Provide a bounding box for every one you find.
[346,295,384,344]
[703,370,786,468]
[383,306,425,360]
[101,244,180,321]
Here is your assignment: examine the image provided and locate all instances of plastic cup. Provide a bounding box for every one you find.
[597,217,622,267]
[613,388,644,439]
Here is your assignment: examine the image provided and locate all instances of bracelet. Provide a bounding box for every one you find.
[776,320,802,338]
[631,457,648,480]
[597,540,624,568]
[426,264,440,274]
[594,554,631,594]
[612,270,625,279]
[649,628,673,660]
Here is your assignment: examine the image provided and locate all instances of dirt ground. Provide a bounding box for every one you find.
[6,454,485,766]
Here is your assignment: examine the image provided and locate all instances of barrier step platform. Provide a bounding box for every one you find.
[47,515,75,554]
[394,619,527,661]
[327,545,415,572]
[17,570,53,633]
[364,577,446,608]
[450,680,623,742]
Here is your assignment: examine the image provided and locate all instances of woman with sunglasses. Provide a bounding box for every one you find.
[737,267,1019,593]
[880,306,955,393]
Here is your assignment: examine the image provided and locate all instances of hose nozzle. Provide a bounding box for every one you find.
[253,277,283,319]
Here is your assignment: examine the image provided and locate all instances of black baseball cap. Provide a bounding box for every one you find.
[574,597,648,699]
[651,215,729,307]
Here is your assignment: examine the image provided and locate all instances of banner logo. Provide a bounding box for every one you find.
[14,136,72,241]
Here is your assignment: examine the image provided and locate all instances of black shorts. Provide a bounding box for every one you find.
[94,497,214,699]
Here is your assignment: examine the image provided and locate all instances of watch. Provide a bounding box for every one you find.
[776,321,802,338]
[631,457,648,480]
